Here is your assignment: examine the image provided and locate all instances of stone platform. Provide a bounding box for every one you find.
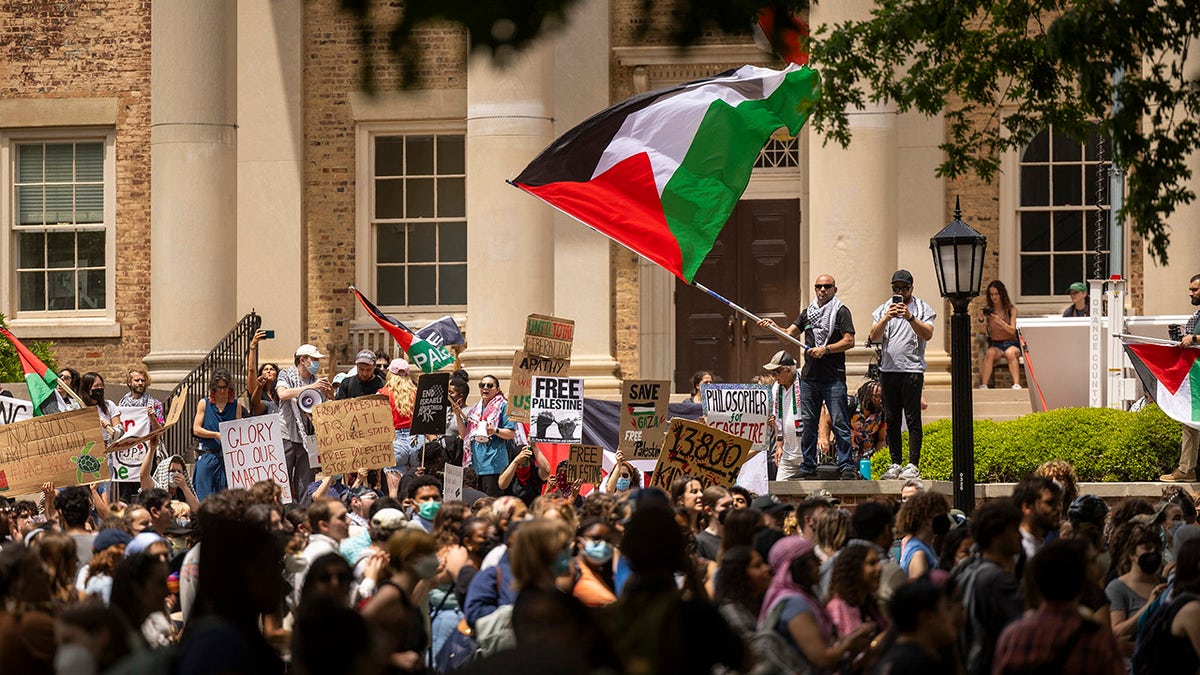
[768,479,1196,509]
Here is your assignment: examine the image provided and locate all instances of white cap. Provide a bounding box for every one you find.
[295,344,326,359]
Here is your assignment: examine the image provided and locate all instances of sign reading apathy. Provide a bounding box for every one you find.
[220,416,294,504]
[565,444,604,484]
[310,395,394,475]
[109,406,152,482]
[443,463,464,502]
[508,351,570,423]
[0,408,108,494]
[617,379,670,460]
[523,314,574,361]
[700,383,772,454]
[650,418,753,491]
[0,395,33,426]
[411,372,451,436]
[529,376,584,443]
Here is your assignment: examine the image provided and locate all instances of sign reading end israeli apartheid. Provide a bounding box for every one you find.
[523,314,575,361]
[0,408,108,494]
[618,380,670,459]
[529,376,584,443]
[508,351,570,423]
[220,416,294,504]
[311,395,394,475]
[566,444,603,484]
[700,383,772,454]
[650,418,752,491]
[411,372,450,436]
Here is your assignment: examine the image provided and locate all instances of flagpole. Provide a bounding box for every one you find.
[691,281,809,353]
[56,378,87,407]
[1115,334,1186,347]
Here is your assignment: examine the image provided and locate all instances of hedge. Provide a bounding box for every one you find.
[870,404,1182,482]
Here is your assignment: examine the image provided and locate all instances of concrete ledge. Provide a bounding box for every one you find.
[768,479,1195,506]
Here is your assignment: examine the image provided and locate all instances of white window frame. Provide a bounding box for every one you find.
[354,121,467,325]
[0,128,118,336]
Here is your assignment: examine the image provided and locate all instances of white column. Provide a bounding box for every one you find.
[145,0,238,386]
[458,43,556,380]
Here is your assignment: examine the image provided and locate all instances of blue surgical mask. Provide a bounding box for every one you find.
[307,361,321,375]
[615,477,631,492]
[418,500,442,521]
[551,548,572,576]
[582,540,613,564]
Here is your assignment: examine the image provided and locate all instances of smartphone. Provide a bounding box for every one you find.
[263,329,275,339]
[891,294,903,305]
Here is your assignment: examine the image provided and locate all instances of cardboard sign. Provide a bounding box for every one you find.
[0,395,33,426]
[220,416,294,504]
[529,376,584,443]
[105,394,187,455]
[700,384,772,454]
[507,350,570,423]
[523,314,574,360]
[109,406,152,482]
[443,463,464,502]
[566,444,603,484]
[411,372,450,436]
[650,418,752,491]
[0,408,108,494]
[617,379,670,459]
[310,395,394,475]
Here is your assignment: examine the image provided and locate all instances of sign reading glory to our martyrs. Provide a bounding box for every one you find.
[618,379,670,459]
[220,416,294,504]
[0,408,108,494]
[310,395,394,475]
[529,376,585,443]
[650,418,752,491]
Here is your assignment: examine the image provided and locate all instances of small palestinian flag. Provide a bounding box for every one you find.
[350,287,456,374]
[511,64,819,283]
[626,401,658,419]
[0,327,59,416]
[1124,342,1200,429]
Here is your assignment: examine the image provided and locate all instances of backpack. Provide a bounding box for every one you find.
[1131,592,1198,675]
[748,599,814,675]
[472,564,516,658]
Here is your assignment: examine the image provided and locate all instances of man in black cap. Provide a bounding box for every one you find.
[869,270,936,481]
[763,350,806,479]
[336,349,387,400]
[751,494,793,561]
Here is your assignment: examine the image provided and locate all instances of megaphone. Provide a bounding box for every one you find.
[297,387,327,414]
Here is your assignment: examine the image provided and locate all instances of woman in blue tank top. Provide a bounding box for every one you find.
[192,368,242,501]
[897,490,949,580]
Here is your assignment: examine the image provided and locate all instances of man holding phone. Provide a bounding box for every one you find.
[869,270,936,481]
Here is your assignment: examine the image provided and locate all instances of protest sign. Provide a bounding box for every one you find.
[220,416,293,503]
[411,372,450,436]
[649,418,752,491]
[443,463,464,502]
[0,395,33,426]
[508,350,570,423]
[104,394,187,456]
[700,383,772,454]
[0,408,108,494]
[565,444,603,484]
[617,379,670,459]
[523,314,574,360]
[529,376,584,443]
[310,395,394,475]
[109,406,152,482]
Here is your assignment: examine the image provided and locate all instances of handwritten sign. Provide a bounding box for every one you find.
[110,406,152,482]
[529,376,584,443]
[443,463,463,502]
[310,395,394,475]
[220,416,294,504]
[701,384,772,454]
[650,418,752,491]
[508,350,570,423]
[0,408,108,494]
[618,380,670,459]
[566,444,603,484]
[105,394,187,456]
[0,395,33,426]
[411,372,450,436]
[523,313,574,360]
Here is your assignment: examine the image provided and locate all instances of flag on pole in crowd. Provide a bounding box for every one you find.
[417,316,465,348]
[0,327,60,416]
[511,64,820,283]
[1123,341,1200,429]
[350,287,456,374]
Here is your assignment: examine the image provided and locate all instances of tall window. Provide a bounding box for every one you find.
[1017,125,1109,297]
[372,134,466,307]
[13,141,107,312]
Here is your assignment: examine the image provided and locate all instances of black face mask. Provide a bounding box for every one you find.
[90,388,105,402]
[1137,551,1162,575]
[476,536,501,560]
[717,508,731,526]
[932,513,952,537]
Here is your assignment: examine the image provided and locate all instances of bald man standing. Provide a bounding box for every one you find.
[759,274,857,479]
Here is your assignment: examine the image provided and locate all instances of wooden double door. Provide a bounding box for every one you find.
[674,199,801,392]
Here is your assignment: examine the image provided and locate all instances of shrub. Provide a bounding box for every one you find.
[0,312,58,385]
[871,404,1181,482]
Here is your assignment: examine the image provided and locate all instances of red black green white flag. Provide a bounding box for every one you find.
[350,287,456,374]
[0,327,59,416]
[511,64,820,283]
[1124,342,1200,428]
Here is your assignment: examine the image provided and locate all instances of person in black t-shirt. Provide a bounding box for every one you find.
[335,350,386,400]
[875,578,957,675]
[499,443,551,506]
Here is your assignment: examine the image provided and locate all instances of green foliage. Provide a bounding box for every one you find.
[871,404,1182,482]
[0,313,58,385]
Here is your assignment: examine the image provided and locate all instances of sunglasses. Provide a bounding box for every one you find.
[892,284,911,292]
[479,382,497,390]
[814,284,834,290]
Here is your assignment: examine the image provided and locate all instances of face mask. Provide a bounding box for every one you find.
[551,548,572,576]
[54,643,96,675]
[418,500,442,521]
[414,554,440,580]
[1137,551,1162,575]
[90,388,105,401]
[307,361,320,375]
[476,536,501,560]
[615,477,631,492]
[582,540,613,564]
[1172,521,1185,539]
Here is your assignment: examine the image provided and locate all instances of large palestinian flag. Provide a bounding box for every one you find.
[0,327,59,416]
[511,64,820,283]
[350,287,456,374]
[1124,342,1200,429]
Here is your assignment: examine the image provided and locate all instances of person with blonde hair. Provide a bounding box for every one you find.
[383,358,424,475]
[814,508,851,562]
[1035,459,1079,523]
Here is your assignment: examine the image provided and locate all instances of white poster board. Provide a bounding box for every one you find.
[0,395,33,426]
[529,376,584,443]
[110,406,152,482]
[443,463,463,502]
[219,416,294,504]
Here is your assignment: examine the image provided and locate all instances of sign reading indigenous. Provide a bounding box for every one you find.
[110,406,152,482]
[0,394,33,426]
[523,314,575,360]
[508,351,571,423]
[443,463,464,502]
[0,408,107,494]
[220,416,294,504]
[618,380,670,459]
[411,373,451,436]
[529,376,584,443]
[566,444,604,484]
[650,418,752,491]
[700,383,772,454]
[311,395,394,475]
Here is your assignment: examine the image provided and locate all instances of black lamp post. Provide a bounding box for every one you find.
[929,197,987,514]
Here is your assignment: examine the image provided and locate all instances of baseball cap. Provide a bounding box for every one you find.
[126,531,166,556]
[388,358,411,375]
[1068,282,1087,293]
[891,270,914,285]
[93,528,133,553]
[371,508,408,530]
[762,350,797,371]
[295,344,326,359]
[751,494,793,515]
[354,349,376,365]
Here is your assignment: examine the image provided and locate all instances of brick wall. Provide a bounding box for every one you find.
[0,1,152,378]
